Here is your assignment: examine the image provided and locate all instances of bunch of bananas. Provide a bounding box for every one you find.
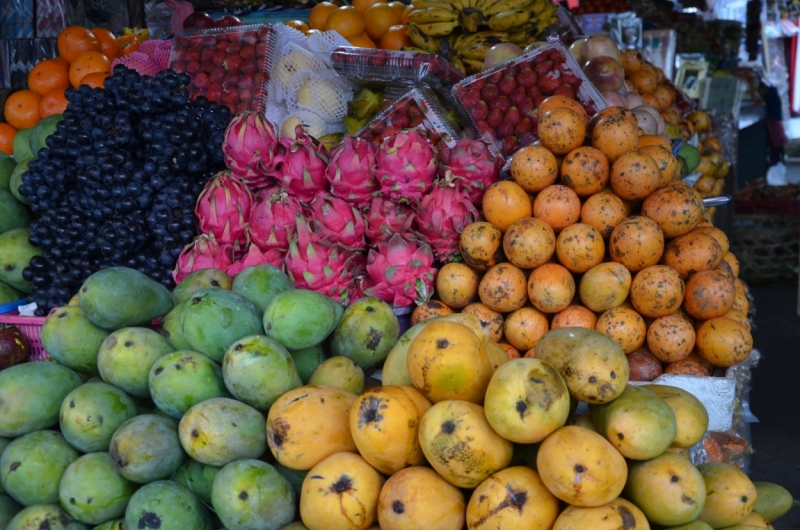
[405,0,559,73]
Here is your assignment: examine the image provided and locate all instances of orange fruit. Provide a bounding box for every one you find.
[69,51,111,88]
[380,24,411,50]
[363,3,401,41]
[309,2,338,30]
[401,5,415,24]
[285,20,310,32]
[57,26,99,64]
[0,123,17,156]
[4,90,42,130]
[80,71,109,89]
[93,28,120,59]
[388,1,407,16]
[116,35,141,56]
[324,6,366,38]
[347,32,377,48]
[39,87,69,118]
[28,58,70,96]
[354,0,387,14]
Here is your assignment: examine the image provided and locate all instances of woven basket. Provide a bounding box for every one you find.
[731,214,800,283]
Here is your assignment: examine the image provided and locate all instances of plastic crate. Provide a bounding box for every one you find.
[0,311,48,362]
[0,298,27,315]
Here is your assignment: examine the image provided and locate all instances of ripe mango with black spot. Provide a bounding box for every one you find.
[97,327,174,398]
[58,452,136,525]
[5,504,88,530]
[643,384,709,448]
[159,304,192,350]
[42,306,111,375]
[179,397,267,467]
[697,463,757,528]
[150,351,230,419]
[752,482,794,522]
[308,356,364,395]
[92,519,124,530]
[330,297,400,372]
[232,264,293,313]
[0,362,82,437]
[552,498,649,529]
[172,458,220,505]
[60,381,138,453]
[181,288,263,362]
[109,414,184,484]
[720,512,775,529]
[264,290,343,351]
[211,459,296,530]
[124,481,212,530]
[0,430,80,506]
[173,268,233,306]
[290,345,325,384]
[590,385,677,460]
[0,494,21,528]
[0,190,30,235]
[0,229,41,293]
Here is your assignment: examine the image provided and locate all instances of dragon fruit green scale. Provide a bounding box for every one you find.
[374,129,437,203]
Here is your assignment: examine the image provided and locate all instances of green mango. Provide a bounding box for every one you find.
[0,228,41,293]
[308,356,364,395]
[97,327,174,398]
[678,143,701,173]
[274,463,308,498]
[59,452,136,525]
[290,345,326,384]
[6,504,88,529]
[263,290,343,350]
[676,153,690,178]
[330,297,399,372]
[59,381,138,453]
[124,481,212,530]
[109,415,185,484]
[91,519,124,529]
[752,481,794,522]
[149,351,230,419]
[0,281,23,305]
[9,159,31,205]
[11,129,33,164]
[0,437,10,493]
[0,494,22,528]
[29,114,63,157]
[159,304,192,350]
[79,267,174,330]
[172,458,220,505]
[173,268,232,306]
[231,264,293,313]
[42,305,111,374]
[663,521,713,530]
[0,362,82,437]
[0,190,30,234]
[0,152,16,190]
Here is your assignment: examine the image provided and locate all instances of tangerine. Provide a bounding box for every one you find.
[69,51,111,88]
[325,6,366,38]
[80,71,108,89]
[347,32,377,48]
[27,58,70,96]
[93,28,120,59]
[0,123,17,156]
[388,1,407,15]
[310,2,339,30]
[401,5,415,24]
[364,3,401,41]
[39,87,69,118]
[116,35,141,56]
[353,0,387,15]
[57,26,99,63]
[285,20,310,32]
[380,25,411,50]
[4,90,42,130]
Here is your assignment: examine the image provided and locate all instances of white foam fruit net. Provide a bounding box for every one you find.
[266,24,354,136]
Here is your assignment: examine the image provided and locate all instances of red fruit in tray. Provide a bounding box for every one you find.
[538,70,562,94]
[216,40,228,51]
[476,120,490,133]
[462,89,481,108]
[506,106,522,126]
[553,84,575,99]
[240,44,255,60]
[481,83,500,102]
[526,85,542,99]
[241,59,258,75]
[382,126,399,138]
[509,86,527,106]
[239,73,255,91]
[549,49,564,61]
[470,100,489,121]
[498,75,517,96]
[496,121,515,139]
[410,117,426,128]
[487,71,503,84]
[372,51,388,67]
[193,71,211,88]
[455,85,468,101]
[223,91,239,106]
[254,71,268,87]
[517,68,538,88]
[185,48,201,62]
[255,42,268,58]
[227,41,243,55]
[487,108,504,128]
[258,27,272,40]
[237,101,250,113]
[176,37,191,48]
[408,104,424,119]
[224,54,243,71]
[372,121,386,134]
[470,77,487,90]
[207,83,223,101]
[186,61,201,74]
[532,94,548,109]
[212,50,227,67]
[393,114,411,128]
[200,59,215,73]
[515,117,533,135]
[519,97,535,114]
[489,96,511,113]
[201,47,215,62]
[501,136,520,155]
[240,88,252,101]
[505,64,519,77]
[559,67,582,86]
[534,60,553,75]
[223,73,240,89]
[412,54,426,70]
[210,67,226,83]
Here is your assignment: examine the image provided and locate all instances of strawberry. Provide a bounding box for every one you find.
[455,85,468,102]
[526,85,542,99]
[185,61,201,75]
[212,50,227,67]
[185,48,201,62]
[236,101,250,113]
[239,44,255,60]
[487,71,503,84]
[372,121,386,134]
[372,50,388,67]
[461,89,481,108]
[496,121,515,139]
[475,120,491,134]
[549,49,565,62]
[223,54,242,72]
[505,64,519,77]
[489,95,511,113]
[227,41,243,55]
[200,47,215,62]
[241,58,258,75]
[481,83,500,102]
[532,94,548,109]
[501,136,520,156]
[537,70,562,94]
[518,97,535,114]
[509,86,527,107]
[395,101,410,115]
[534,60,553,76]
[193,71,210,89]
[409,117,426,128]
[209,67,226,84]
[553,84,575,99]
[506,106,522,126]
[381,126,399,138]
[515,117,532,135]
[239,88,252,101]
[559,67,582,86]
[487,108,504,128]
[255,41,268,58]
[470,78,487,90]
[392,114,411,128]
[207,83,223,102]
[517,68,538,88]
[238,73,255,91]
[470,100,489,121]
[498,75,517,96]
[408,104,424,119]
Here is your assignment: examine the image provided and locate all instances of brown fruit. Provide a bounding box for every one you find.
[641,181,704,238]
[683,269,735,320]
[511,144,559,192]
[555,223,605,273]
[609,216,665,273]
[411,300,454,325]
[460,221,504,271]
[589,106,638,133]
[629,65,658,93]
[436,262,479,309]
[647,314,696,362]
[596,306,647,353]
[527,263,575,314]
[0,327,30,369]
[479,263,529,313]
[639,145,679,188]
[630,265,685,318]
[620,49,643,74]
[532,185,581,233]
[503,307,550,351]
[538,107,587,156]
[663,233,724,278]
[691,225,730,255]
[552,305,598,329]
[627,348,664,381]
[560,146,610,197]
[721,252,740,278]
[695,317,753,367]
[653,84,675,110]
[580,191,628,238]
[665,358,713,376]
[502,217,556,269]
[609,151,660,201]
[482,181,532,232]
[461,302,505,343]
[591,113,639,163]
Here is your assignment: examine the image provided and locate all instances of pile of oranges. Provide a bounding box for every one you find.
[0,25,141,156]
[286,0,414,50]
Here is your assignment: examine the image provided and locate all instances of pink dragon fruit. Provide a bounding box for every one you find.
[308,194,366,249]
[325,136,377,208]
[275,131,329,203]
[247,188,304,252]
[225,244,285,277]
[364,233,437,308]
[363,197,416,243]
[172,234,233,283]
[223,112,281,190]
[374,129,437,203]
[415,172,481,263]
[438,138,502,205]
[284,213,362,304]
[195,171,254,246]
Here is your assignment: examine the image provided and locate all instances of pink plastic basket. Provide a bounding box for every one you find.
[0,311,49,362]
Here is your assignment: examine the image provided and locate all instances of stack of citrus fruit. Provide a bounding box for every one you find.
[0,25,141,156]
[296,0,414,50]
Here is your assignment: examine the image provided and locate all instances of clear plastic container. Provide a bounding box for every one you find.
[169,24,277,114]
[451,41,607,157]
[357,87,462,149]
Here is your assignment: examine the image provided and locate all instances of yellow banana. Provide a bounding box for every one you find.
[455,31,507,52]
[413,20,460,36]
[406,23,442,52]
[460,8,480,32]
[528,0,552,15]
[407,6,459,24]
[488,9,532,31]
[480,0,534,18]
[451,57,467,74]
[462,58,485,74]
[476,0,506,14]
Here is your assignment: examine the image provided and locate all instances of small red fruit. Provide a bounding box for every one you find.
[537,70,562,94]
[487,71,503,84]
[481,83,500,102]
[501,136,520,155]
[489,95,511,113]
[534,60,553,75]
[506,106,522,126]
[498,75,517,95]
[515,117,532,135]
[392,114,411,128]
[461,88,481,108]
[509,86,527,106]
[240,44,255,60]
[496,121,515,139]
[553,84,575,99]
[470,100,489,120]
[518,97,535,114]
[487,108,504,128]
[517,68,538,88]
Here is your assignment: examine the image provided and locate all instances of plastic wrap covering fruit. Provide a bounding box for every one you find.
[330,47,465,97]
[357,87,461,149]
[169,24,277,114]
[452,41,607,157]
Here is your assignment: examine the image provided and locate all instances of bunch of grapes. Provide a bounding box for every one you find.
[19,65,232,315]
